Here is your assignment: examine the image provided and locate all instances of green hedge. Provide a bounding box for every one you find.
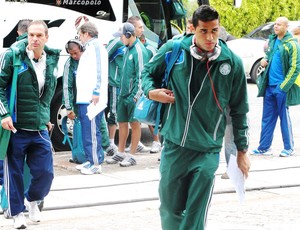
[182,0,300,38]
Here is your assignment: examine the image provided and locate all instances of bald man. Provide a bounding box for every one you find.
[292,26,300,44]
[252,17,300,157]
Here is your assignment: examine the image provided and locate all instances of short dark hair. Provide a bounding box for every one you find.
[17,19,33,34]
[192,5,219,28]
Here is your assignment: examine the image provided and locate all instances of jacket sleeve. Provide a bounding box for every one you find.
[62,57,74,110]
[106,38,123,58]
[0,50,14,118]
[280,40,300,92]
[132,46,150,100]
[229,55,250,151]
[141,42,171,98]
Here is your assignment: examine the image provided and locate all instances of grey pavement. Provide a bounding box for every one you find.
[1,83,300,229]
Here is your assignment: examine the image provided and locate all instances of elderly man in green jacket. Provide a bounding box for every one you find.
[0,20,60,229]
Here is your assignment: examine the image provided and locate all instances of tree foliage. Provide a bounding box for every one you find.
[181,0,300,37]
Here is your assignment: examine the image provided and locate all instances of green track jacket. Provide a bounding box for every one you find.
[257,32,300,106]
[119,39,149,100]
[142,34,249,152]
[0,41,60,130]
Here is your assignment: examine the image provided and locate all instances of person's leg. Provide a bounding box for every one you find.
[25,130,54,202]
[0,160,3,186]
[258,86,278,150]
[106,97,128,164]
[159,140,219,230]
[100,115,110,151]
[107,86,119,155]
[148,125,161,153]
[276,89,294,151]
[78,104,104,166]
[119,98,140,167]
[4,131,28,217]
[129,121,141,154]
[108,124,117,142]
[118,122,129,153]
[159,140,188,230]
[181,152,219,230]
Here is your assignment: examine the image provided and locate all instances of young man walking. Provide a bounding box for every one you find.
[142,6,250,229]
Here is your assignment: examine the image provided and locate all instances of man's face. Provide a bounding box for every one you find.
[68,46,83,61]
[134,20,144,38]
[78,31,89,44]
[120,34,130,46]
[274,18,288,37]
[194,19,219,52]
[27,24,48,51]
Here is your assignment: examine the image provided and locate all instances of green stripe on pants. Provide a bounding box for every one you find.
[159,139,219,230]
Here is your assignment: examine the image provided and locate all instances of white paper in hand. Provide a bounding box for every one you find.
[86,102,107,120]
[226,154,246,204]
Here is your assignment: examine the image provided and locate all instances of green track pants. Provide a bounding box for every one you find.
[159,140,219,230]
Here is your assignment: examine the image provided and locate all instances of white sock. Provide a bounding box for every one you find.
[109,139,115,145]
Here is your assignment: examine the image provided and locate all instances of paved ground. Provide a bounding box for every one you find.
[1,83,300,229]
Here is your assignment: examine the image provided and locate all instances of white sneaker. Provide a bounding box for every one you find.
[75,161,91,171]
[24,199,41,222]
[80,164,102,175]
[106,144,118,156]
[120,154,137,167]
[125,141,150,153]
[150,141,161,153]
[106,152,125,164]
[13,212,27,229]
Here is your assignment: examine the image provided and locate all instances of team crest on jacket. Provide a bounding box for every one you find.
[219,63,231,76]
[129,54,133,60]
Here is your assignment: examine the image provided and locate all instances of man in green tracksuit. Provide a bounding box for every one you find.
[105,37,126,156]
[142,5,250,229]
[106,22,150,167]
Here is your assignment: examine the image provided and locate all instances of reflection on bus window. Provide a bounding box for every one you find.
[135,0,167,44]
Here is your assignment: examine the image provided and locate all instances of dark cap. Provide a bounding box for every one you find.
[113,22,135,37]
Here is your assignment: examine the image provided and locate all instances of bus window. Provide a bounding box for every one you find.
[130,0,167,46]
[6,0,116,21]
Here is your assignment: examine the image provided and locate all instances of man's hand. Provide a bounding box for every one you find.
[46,122,54,132]
[260,58,268,68]
[148,88,175,104]
[237,151,251,178]
[91,95,100,105]
[67,110,76,120]
[1,116,15,131]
